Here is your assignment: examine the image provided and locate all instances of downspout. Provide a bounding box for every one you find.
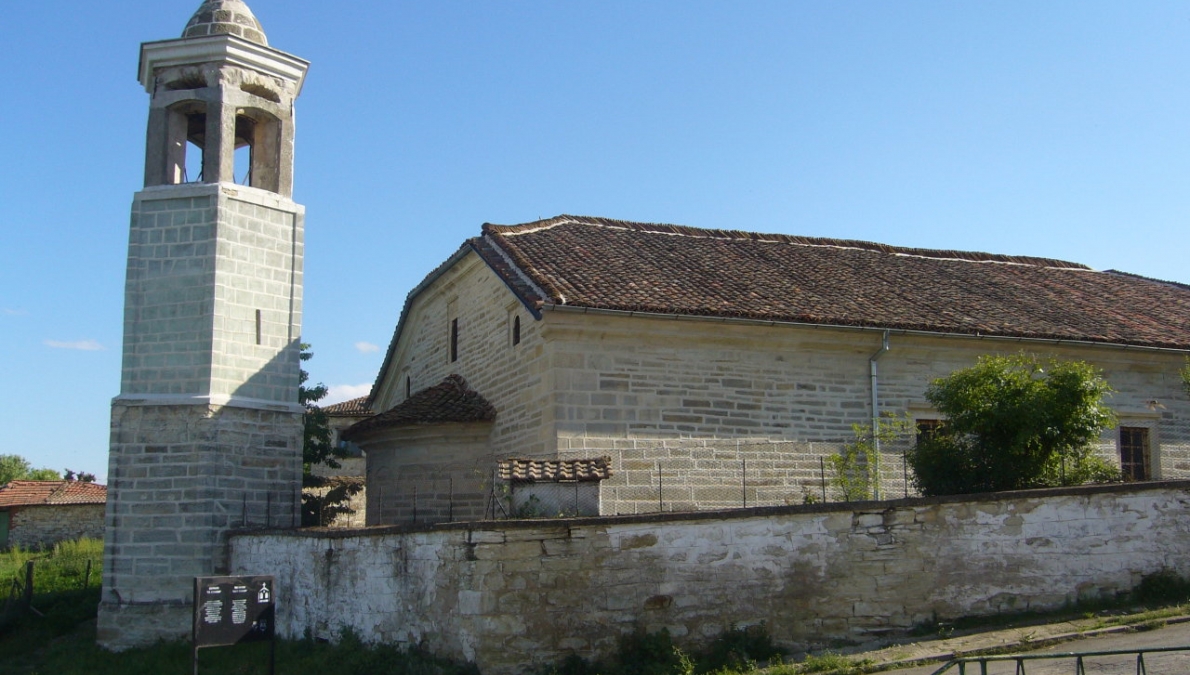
[868,330,890,500]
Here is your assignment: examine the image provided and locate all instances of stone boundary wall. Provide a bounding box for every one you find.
[8,504,105,550]
[230,481,1190,675]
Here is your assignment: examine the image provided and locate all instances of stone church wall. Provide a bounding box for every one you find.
[546,311,1190,495]
[230,481,1190,675]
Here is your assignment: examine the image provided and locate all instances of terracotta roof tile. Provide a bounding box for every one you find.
[499,457,613,483]
[478,215,1190,349]
[343,375,495,441]
[322,396,371,417]
[0,481,107,508]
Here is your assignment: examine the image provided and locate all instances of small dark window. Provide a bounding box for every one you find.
[450,318,459,363]
[405,376,411,398]
[915,419,942,446]
[1120,427,1150,481]
[512,315,521,346]
[255,310,262,345]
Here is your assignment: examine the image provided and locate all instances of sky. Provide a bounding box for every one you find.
[2,1,1189,483]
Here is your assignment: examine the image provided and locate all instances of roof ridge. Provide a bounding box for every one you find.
[484,215,1090,271]
[1104,269,1190,291]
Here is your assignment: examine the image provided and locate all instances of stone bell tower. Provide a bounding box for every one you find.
[98,1,310,648]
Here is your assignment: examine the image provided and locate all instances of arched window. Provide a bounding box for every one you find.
[234,108,282,193]
[163,100,208,185]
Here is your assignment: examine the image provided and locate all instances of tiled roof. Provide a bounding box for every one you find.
[322,396,371,417]
[499,457,613,483]
[344,375,496,441]
[474,215,1190,349]
[0,481,107,508]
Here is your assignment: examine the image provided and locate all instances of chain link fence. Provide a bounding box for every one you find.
[357,416,1190,525]
[570,439,907,515]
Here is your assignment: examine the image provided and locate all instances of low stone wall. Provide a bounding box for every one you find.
[230,481,1190,674]
[8,504,105,549]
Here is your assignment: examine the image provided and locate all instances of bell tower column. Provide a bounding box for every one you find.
[98,1,310,648]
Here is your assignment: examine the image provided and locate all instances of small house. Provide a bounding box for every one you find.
[0,481,107,549]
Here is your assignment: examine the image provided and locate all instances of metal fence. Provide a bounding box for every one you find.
[581,439,906,516]
[352,418,1190,525]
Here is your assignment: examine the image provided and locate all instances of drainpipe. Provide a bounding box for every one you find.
[868,330,890,500]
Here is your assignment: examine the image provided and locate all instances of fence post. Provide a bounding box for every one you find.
[657,461,663,512]
[820,456,827,502]
[742,458,747,509]
[903,447,909,498]
[23,561,34,610]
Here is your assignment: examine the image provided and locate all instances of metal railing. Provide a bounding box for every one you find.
[931,645,1190,674]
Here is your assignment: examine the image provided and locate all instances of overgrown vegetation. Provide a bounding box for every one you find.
[1133,568,1190,605]
[557,623,787,675]
[908,354,1119,496]
[826,416,912,501]
[0,538,103,642]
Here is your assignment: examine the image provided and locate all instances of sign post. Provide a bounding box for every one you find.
[192,575,276,675]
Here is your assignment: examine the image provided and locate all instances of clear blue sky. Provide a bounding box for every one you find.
[2,1,1188,482]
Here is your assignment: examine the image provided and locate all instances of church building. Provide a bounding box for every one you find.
[346,215,1190,521]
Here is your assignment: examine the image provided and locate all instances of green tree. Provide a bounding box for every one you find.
[827,415,912,501]
[908,354,1119,496]
[299,345,362,526]
[0,455,62,484]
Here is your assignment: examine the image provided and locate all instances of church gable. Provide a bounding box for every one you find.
[368,247,552,458]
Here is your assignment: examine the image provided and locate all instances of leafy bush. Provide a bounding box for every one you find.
[826,416,911,501]
[543,624,784,675]
[908,354,1118,495]
[1133,569,1190,605]
[701,623,784,671]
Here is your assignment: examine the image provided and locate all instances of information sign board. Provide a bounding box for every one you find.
[192,575,275,648]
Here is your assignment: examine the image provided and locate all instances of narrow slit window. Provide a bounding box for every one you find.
[405,376,411,398]
[450,318,459,362]
[512,315,521,346]
[255,310,262,345]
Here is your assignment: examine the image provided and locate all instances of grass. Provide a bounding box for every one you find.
[1,538,103,641]
[2,623,478,675]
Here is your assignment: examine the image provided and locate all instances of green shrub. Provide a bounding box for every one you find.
[701,623,784,671]
[908,354,1117,495]
[1133,569,1190,605]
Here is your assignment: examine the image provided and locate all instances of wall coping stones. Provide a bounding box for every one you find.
[233,479,1190,541]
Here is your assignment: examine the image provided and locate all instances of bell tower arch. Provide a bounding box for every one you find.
[99,1,310,648]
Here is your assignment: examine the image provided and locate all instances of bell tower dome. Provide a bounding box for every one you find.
[99,1,310,648]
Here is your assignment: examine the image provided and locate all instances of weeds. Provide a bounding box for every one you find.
[1133,569,1190,605]
[794,652,873,674]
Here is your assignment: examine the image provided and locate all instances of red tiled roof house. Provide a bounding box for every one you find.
[304,396,371,528]
[0,480,107,549]
[346,215,1190,521]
